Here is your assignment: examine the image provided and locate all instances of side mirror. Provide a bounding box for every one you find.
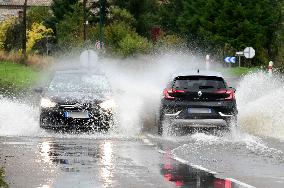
[34,87,44,94]
[229,87,236,92]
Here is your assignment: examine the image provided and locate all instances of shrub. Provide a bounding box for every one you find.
[0,17,16,50]
[27,23,53,53]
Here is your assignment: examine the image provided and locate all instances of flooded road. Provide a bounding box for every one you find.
[0,55,284,188]
[0,134,258,188]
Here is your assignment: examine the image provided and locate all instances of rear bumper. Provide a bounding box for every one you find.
[40,107,113,128]
[160,99,237,127]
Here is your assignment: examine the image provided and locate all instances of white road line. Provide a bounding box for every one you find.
[142,134,256,188]
[227,178,256,188]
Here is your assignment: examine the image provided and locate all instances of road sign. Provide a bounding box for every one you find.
[95,41,104,49]
[236,51,244,55]
[243,47,255,58]
[224,57,236,63]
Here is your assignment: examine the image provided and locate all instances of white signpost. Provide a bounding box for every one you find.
[235,47,255,67]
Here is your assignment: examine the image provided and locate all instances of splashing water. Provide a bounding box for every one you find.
[0,96,41,136]
[0,52,283,142]
[236,71,284,140]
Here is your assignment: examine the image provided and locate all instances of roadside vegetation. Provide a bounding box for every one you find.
[0,0,283,92]
[0,169,8,188]
[0,61,40,92]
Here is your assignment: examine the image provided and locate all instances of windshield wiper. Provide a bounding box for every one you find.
[199,86,215,89]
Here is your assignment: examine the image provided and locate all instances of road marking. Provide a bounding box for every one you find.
[142,134,256,188]
[226,178,256,188]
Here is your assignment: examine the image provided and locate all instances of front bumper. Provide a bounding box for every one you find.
[40,107,113,128]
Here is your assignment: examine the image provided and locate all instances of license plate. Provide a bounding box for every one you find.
[188,108,211,114]
[64,112,89,119]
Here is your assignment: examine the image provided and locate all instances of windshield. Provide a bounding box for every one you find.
[48,73,111,93]
[173,76,226,90]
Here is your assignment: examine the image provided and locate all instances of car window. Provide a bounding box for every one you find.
[173,76,226,90]
[48,74,111,93]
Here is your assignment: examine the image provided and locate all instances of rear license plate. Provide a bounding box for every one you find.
[64,112,89,119]
[188,108,211,114]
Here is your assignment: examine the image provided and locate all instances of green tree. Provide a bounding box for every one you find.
[56,3,84,48]
[27,6,53,28]
[113,0,160,37]
[159,0,282,65]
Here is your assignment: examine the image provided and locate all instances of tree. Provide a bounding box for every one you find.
[113,0,160,37]
[56,3,84,48]
[159,0,282,65]
[27,6,53,29]
[105,21,151,56]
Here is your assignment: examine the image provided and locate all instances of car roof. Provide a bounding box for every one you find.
[171,70,223,78]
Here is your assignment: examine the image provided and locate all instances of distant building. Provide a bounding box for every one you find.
[0,0,52,22]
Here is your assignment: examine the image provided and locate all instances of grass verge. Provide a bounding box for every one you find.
[0,61,40,93]
[221,67,259,77]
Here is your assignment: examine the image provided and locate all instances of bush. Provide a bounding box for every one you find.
[27,23,53,53]
[0,17,16,50]
[155,34,186,50]
[105,22,151,56]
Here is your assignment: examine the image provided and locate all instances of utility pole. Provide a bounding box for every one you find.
[22,0,27,58]
[83,0,87,41]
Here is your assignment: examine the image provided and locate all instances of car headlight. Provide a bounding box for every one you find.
[99,99,116,110]
[40,98,57,108]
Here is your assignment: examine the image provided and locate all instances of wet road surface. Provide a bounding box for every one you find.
[0,133,255,188]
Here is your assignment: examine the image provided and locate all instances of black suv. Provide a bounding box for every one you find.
[157,70,237,135]
[38,70,115,131]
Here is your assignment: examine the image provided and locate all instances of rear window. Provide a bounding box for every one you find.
[173,76,226,90]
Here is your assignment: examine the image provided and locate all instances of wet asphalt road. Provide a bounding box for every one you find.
[0,132,259,188]
[0,130,283,188]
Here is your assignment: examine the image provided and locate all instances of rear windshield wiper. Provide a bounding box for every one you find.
[199,86,215,89]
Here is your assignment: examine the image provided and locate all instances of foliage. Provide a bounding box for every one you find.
[0,17,16,50]
[3,20,23,52]
[113,0,160,37]
[110,7,136,26]
[51,0,78,23]
[56,3,84,49]
[0,169,8,188]
[155,34,186,50]
[27,6,53,28]
[27,23,53,53]
[105,21,151,56]
[159,0,282,66]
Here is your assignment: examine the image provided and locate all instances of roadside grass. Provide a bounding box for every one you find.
[0,61,40,92]
[0,169,8,188]
[220,67,259,77]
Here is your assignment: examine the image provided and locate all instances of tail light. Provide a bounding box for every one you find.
[215,89,235,100]
[163,88,185,100]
